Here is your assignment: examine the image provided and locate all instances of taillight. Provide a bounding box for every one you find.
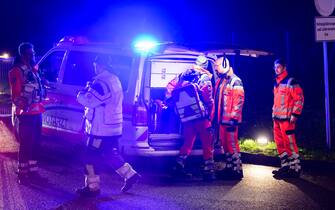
[132,102,148,126]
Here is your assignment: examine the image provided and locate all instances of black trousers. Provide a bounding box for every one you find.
[15,114,42,172]
[83,135,125,175]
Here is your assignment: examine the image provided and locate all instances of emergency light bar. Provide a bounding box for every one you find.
[134,40,158,53]
[57,36,89,46]
[133,35,159,53]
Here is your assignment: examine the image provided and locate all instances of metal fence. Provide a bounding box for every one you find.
[0,57,13,94]
[0,58,13,117]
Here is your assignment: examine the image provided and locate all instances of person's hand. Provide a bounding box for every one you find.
[85,81,93,89]
[290,115,297,124]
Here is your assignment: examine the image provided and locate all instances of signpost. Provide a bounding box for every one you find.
[314,0,335,150]
[315,17,335,41]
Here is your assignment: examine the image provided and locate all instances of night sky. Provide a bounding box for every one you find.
[0,0,320,52]
[1,0,334,148]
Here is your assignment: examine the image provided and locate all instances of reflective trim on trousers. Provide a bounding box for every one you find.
[115,163,137,180]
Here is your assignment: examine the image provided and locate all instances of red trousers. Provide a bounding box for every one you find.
[179,119,213,160]
[273,120,299,156]
[219,125,240,154]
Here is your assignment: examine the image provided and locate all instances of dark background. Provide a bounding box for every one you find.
[1,0,334,149]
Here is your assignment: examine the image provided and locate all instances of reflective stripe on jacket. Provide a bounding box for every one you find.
[77,70,123,136]
[272,70,304,120]
[8,64,45,115]
[166,67,214,116]
[212,74,244,124]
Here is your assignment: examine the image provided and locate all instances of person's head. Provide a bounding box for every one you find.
[93,54,112,75]
[214,56,231,77]
[18,42,35,66]
[195,55,208,69]
[273,58,287,76]
[181,68,199,82]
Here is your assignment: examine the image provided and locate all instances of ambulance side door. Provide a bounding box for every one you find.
[53,50,96,135]
[39,49,69,135]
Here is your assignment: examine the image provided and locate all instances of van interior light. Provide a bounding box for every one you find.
[256,136,269,145]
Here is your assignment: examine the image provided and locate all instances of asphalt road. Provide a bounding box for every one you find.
[1,119,335,210]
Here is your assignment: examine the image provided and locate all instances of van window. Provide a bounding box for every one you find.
[107,54,133,91]
[39,51,65,82]
[63,51,132,90]
[63,51,95,86]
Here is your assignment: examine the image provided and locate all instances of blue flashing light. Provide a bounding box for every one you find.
[133,35,158,53]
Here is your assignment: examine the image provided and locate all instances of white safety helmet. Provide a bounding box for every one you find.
[195,55,209,69]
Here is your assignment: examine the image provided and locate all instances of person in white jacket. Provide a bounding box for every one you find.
[76,54,140,197]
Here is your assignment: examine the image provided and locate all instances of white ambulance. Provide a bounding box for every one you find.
[38,36,270,156]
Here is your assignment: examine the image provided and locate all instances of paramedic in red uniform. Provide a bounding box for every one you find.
[75,55,140,197]
[272,58,304,178]
[212,56,244,180]
[8,42,46,184]
[166,55,215,181]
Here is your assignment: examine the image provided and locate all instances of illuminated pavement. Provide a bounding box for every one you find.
[1,119,335,209]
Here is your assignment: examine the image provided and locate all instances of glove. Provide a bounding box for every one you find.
[289,115,297,124]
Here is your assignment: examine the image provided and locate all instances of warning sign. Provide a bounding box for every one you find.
[315,17,335,42]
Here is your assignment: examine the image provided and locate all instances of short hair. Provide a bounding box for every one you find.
[94,54,112,66]
[18,42,34,56]
[274,58,286,68]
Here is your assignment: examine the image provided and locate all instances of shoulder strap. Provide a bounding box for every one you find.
[230,76,239,86]
[287,77,294,87]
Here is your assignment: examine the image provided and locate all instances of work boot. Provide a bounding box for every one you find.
[288,153,302,178]
[77,175,101,197]
[121,173,141,193]
[115,163,140,192]
[231,153,243,180]
[76,186,101,198]
[202,159,216,181]
[273,152,289,175]
[228,170,244,180]
[171,161,192,180]
[272,166,289,175]
[273,167,291,179]
[171,155,192,180]
[17,173,30,185]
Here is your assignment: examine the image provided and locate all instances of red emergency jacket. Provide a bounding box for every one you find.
[8,64,45,115]
[212,73,244,125]
[166,66,214,116]
[272,70,304,120]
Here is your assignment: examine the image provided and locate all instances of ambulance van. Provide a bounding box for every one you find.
[37,36,270,156]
